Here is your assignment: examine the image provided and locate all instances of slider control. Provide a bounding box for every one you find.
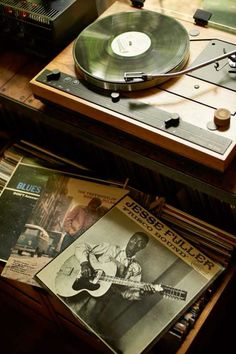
[165,113,180,129]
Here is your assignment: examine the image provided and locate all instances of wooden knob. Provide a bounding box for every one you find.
[214,108,231,127]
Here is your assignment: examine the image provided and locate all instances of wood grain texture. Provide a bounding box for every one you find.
[30,1,236,171]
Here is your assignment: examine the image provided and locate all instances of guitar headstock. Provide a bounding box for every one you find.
[155,284,187,301]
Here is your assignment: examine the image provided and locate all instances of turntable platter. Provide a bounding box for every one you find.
[73,10,190,91]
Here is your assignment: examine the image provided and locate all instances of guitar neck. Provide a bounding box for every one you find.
[99,275,187,301]
[161,284,187,301]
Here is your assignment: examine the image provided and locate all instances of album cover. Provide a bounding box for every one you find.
[0,143,91,262]
[0,149,128,285]
[0,156,53,262]
[36,195,224,354]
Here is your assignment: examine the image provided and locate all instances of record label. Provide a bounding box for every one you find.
[111,31,151,57]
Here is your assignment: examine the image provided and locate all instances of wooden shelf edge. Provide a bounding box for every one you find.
[177,262,236,354]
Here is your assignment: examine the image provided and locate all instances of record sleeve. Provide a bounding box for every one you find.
[36,195,223,354]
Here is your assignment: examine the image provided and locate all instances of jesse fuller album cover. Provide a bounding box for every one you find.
[36,195,223,354]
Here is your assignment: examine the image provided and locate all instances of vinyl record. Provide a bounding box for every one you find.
[73,10,190,91]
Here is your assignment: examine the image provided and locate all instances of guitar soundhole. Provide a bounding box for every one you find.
[72,278,100,291]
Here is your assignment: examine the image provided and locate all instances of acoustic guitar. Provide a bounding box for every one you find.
[55,255,187,301]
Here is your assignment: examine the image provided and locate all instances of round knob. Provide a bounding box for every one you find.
[214,108,231,127]
[46,69,61,81]
[111,92,120,103]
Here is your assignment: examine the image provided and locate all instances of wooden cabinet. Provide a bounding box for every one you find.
[0,2,236,352]
[0,258,236,354]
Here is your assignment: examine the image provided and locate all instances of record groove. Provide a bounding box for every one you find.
[73,10,190,91]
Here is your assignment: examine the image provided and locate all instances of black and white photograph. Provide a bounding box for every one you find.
[36,195,223,354]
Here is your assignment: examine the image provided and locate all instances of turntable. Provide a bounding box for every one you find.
[30,1,236,172]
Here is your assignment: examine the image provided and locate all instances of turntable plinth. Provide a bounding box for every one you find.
[30,1,236,172]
